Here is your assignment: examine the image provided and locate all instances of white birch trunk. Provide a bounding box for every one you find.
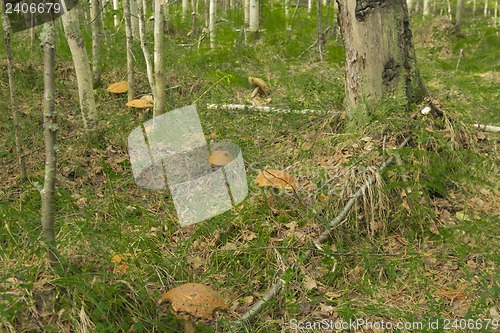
[130,0,139,37]
[484,0,489,16]
[113,0,120,26]
[495,0,498,25]
[91,0,102,87]
[244,0,250,25]
[407,0,415,12]
[455,0,464,31]
[423,0,430,15]
[124,0,136,101]
[209,0,216,47]
[138,0,155,95]
[154,0,166,116]
[191,0,197,35]
[40,20,58,265]
[285,0,290,30]
[61,1,97,128]
[249,0,259,32]
[2,2,27,180]
[182,0,189,21]
[308,0,313,14]
[317,0,323,59]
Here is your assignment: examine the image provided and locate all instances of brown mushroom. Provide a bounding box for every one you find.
[158,283,227,333]
[107,81,129,94]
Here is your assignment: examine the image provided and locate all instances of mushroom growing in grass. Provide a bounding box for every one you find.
[158,283,227,333]
[107,80,129,94]
[126,95,154,119]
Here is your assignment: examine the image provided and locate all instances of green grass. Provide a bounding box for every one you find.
[1,3,499,333]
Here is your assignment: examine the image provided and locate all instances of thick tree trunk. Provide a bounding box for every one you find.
[154,0,166,116]
[336,0,426,124]
[40,21,59,265]
[61,1,97,128]
[91,0,103,87]
[2,3,27,180]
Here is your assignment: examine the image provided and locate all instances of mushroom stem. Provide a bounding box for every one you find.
[183,319,196,333]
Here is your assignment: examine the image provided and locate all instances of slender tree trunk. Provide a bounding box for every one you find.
[473,0,477,16]
[423,0,431,15]
[495,0,498,26]
[484,0,489,16]
[138,0,155,94]
[308,0,313,14]
[407,0,415,12]
[124,0,136,101]
[130,0,139,37]
[414,0,421,13]
[455,0,464,32]
[154,0,166,116]
[244,0,250,25]
[285,0,291,30]
[249,0,259,32]
[91,0,103,87]
[40,20,58,265]
[336,0,426,124]
[61,1,97,128]
[113,0,120,26]
[209,0,216,47]
[2,2,27,180]
[191,0,197,36]
[317,0,323,59]
[182,0,189,21]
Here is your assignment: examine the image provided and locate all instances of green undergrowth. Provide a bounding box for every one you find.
[1,5,499,333]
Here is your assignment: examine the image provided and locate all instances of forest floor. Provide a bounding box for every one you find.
[1,9,499,333]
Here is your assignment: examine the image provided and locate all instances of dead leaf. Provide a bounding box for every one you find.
[325,291,341,300]
[319,303,335,314]
[242,230,257,241]
[189,256,204,270]
[243,296,254,305]
[254,169,297,190]
[302,275,318,291]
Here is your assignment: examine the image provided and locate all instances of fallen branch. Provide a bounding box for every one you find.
[474,123,500,132]
[206,103,325,114]
[238,136,411,323]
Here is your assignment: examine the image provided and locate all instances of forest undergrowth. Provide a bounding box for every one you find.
[0,6,499,333]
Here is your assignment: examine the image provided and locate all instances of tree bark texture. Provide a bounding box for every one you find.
[336,0,426,123]
[249,0,260,32]
[209,0,217,47]
[91,0,102,87]
[154,0,166,116]
[138,0,155,94]
[2,3,27,180]
[61,1,97,128]
[124,0,136,101]
[40,21,58,265]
